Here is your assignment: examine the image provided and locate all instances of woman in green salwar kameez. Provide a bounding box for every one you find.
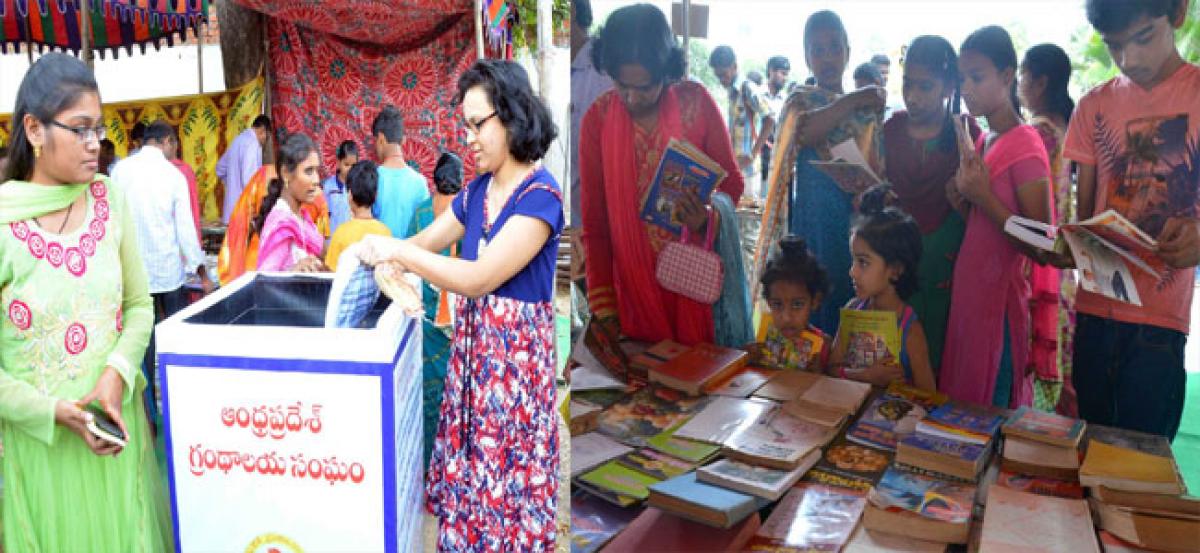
[0,53,172,551]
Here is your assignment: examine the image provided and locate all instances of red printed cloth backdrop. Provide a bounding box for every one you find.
[234,0,478,184]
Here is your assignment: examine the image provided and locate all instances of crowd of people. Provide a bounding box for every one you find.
[572,0,1199,452]
[0,51,565,550]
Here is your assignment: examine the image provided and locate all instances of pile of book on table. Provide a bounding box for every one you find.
[566,330,1197,552]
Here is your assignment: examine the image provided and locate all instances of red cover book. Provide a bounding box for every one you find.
[600,507,761,552]
[649,343,749,395]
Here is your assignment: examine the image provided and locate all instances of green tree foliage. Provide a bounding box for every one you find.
[1072,1,1200,90]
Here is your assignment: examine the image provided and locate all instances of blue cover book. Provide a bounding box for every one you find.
[648,471,769,528]
[918,402,1004,445]
[640,141,724,235]
[871,466,974,524]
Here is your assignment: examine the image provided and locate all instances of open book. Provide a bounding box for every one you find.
[1005,209,1165,306]
[810,138,882,195]
[639,138,728,235]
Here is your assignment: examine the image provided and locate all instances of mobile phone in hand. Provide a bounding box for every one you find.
[85,405,127,447]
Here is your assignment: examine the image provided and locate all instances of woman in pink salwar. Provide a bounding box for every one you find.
[940,26,1053,408]
[255,133,326,273]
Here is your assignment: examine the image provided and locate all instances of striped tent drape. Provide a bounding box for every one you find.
[0,0,209,59]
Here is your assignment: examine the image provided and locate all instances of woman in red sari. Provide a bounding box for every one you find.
[579,3,743,345]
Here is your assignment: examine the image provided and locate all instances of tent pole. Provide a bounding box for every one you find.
[197,21,204,93]
[81,0,93,68]
[475,0,485,59]
[537,0,550,99]
[23,3,34,64]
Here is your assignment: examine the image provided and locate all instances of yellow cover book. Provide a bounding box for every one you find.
[1080,440,1180,486]
[838,309,900,368]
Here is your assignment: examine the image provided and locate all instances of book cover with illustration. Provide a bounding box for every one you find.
[746,483,868,551]
[577,460,664,504]
[1002,406,1087,448]
[869,466,975,524]
[917,402,1004,446]
[847,383,947,451]
[639,138,727,234]
[614,448,695,482]
[804,436,895,493]
[995,469,1084,499]
[697,455,816,501]
[838,309,901,369]
[596,385,712,448]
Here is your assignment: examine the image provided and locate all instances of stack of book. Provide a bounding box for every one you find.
[1078,424,1196,552]
[847,382,949,451]
[628,339,689,386]
[999,406,1086,482]
[895,401,1004,481]
[752,370,872,428]
[575,447,695,507]
[862,465,976,544]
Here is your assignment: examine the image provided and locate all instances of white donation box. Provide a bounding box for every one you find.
[156,273,424,552]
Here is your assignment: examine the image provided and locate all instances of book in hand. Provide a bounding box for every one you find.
[645,418,723,464]
[838,308,901,370]
[696,452,818,501]
[1002,405,1087,448]
[745,483,867,552]
[646,471,771,529]
[1080,439,1185,495]
[1005,209,1166,305]
[803,436,895,493]
[595,385,712,448]
[576,459,664,506]
[810,137,883,195]
[599,506,761,553]
[648,342,749,396]
[722,404,838,470]
[1000,435,1081,482]
[569,489,643,553]
[639,138,728,235]
[979,485,1099,553]
[847,383,948,451]
[864,465,976,544]
[897,432,990,481]
[915,401,1004,446]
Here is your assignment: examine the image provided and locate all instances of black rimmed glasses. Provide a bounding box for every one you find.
[463,111,498,134]
[49,120,106,144]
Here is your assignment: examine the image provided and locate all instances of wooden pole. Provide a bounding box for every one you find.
[261,12,272,126]
[475,0,485,60]
[81,0,93,68]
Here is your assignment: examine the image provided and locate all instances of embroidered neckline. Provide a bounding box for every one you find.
[9,180,109,277]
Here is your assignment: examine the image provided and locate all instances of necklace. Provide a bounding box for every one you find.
[39,199,75,234]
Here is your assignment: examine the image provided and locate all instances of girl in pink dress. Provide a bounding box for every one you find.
[940,26,1054,408]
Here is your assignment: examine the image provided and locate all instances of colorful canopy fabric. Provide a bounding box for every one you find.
[0,0,209,58]
[231,0,470,48]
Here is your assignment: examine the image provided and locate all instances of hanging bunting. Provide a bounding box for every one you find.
[0,0,210,59]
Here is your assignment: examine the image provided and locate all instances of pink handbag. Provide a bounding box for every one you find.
[656,212,723,304]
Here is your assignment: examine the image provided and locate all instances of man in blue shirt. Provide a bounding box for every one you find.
[371,105,430,238]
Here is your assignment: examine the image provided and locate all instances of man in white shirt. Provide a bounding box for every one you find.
[111,120,213,431]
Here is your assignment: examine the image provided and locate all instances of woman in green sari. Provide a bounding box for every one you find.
[406,152,463,467]
[0,53,171,551]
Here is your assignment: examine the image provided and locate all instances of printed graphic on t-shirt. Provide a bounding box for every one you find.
[1094,112,1198,235]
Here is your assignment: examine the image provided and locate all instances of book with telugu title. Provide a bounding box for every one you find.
[838,309,901,370]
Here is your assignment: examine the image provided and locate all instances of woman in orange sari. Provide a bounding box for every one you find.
[579,4,744,346]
